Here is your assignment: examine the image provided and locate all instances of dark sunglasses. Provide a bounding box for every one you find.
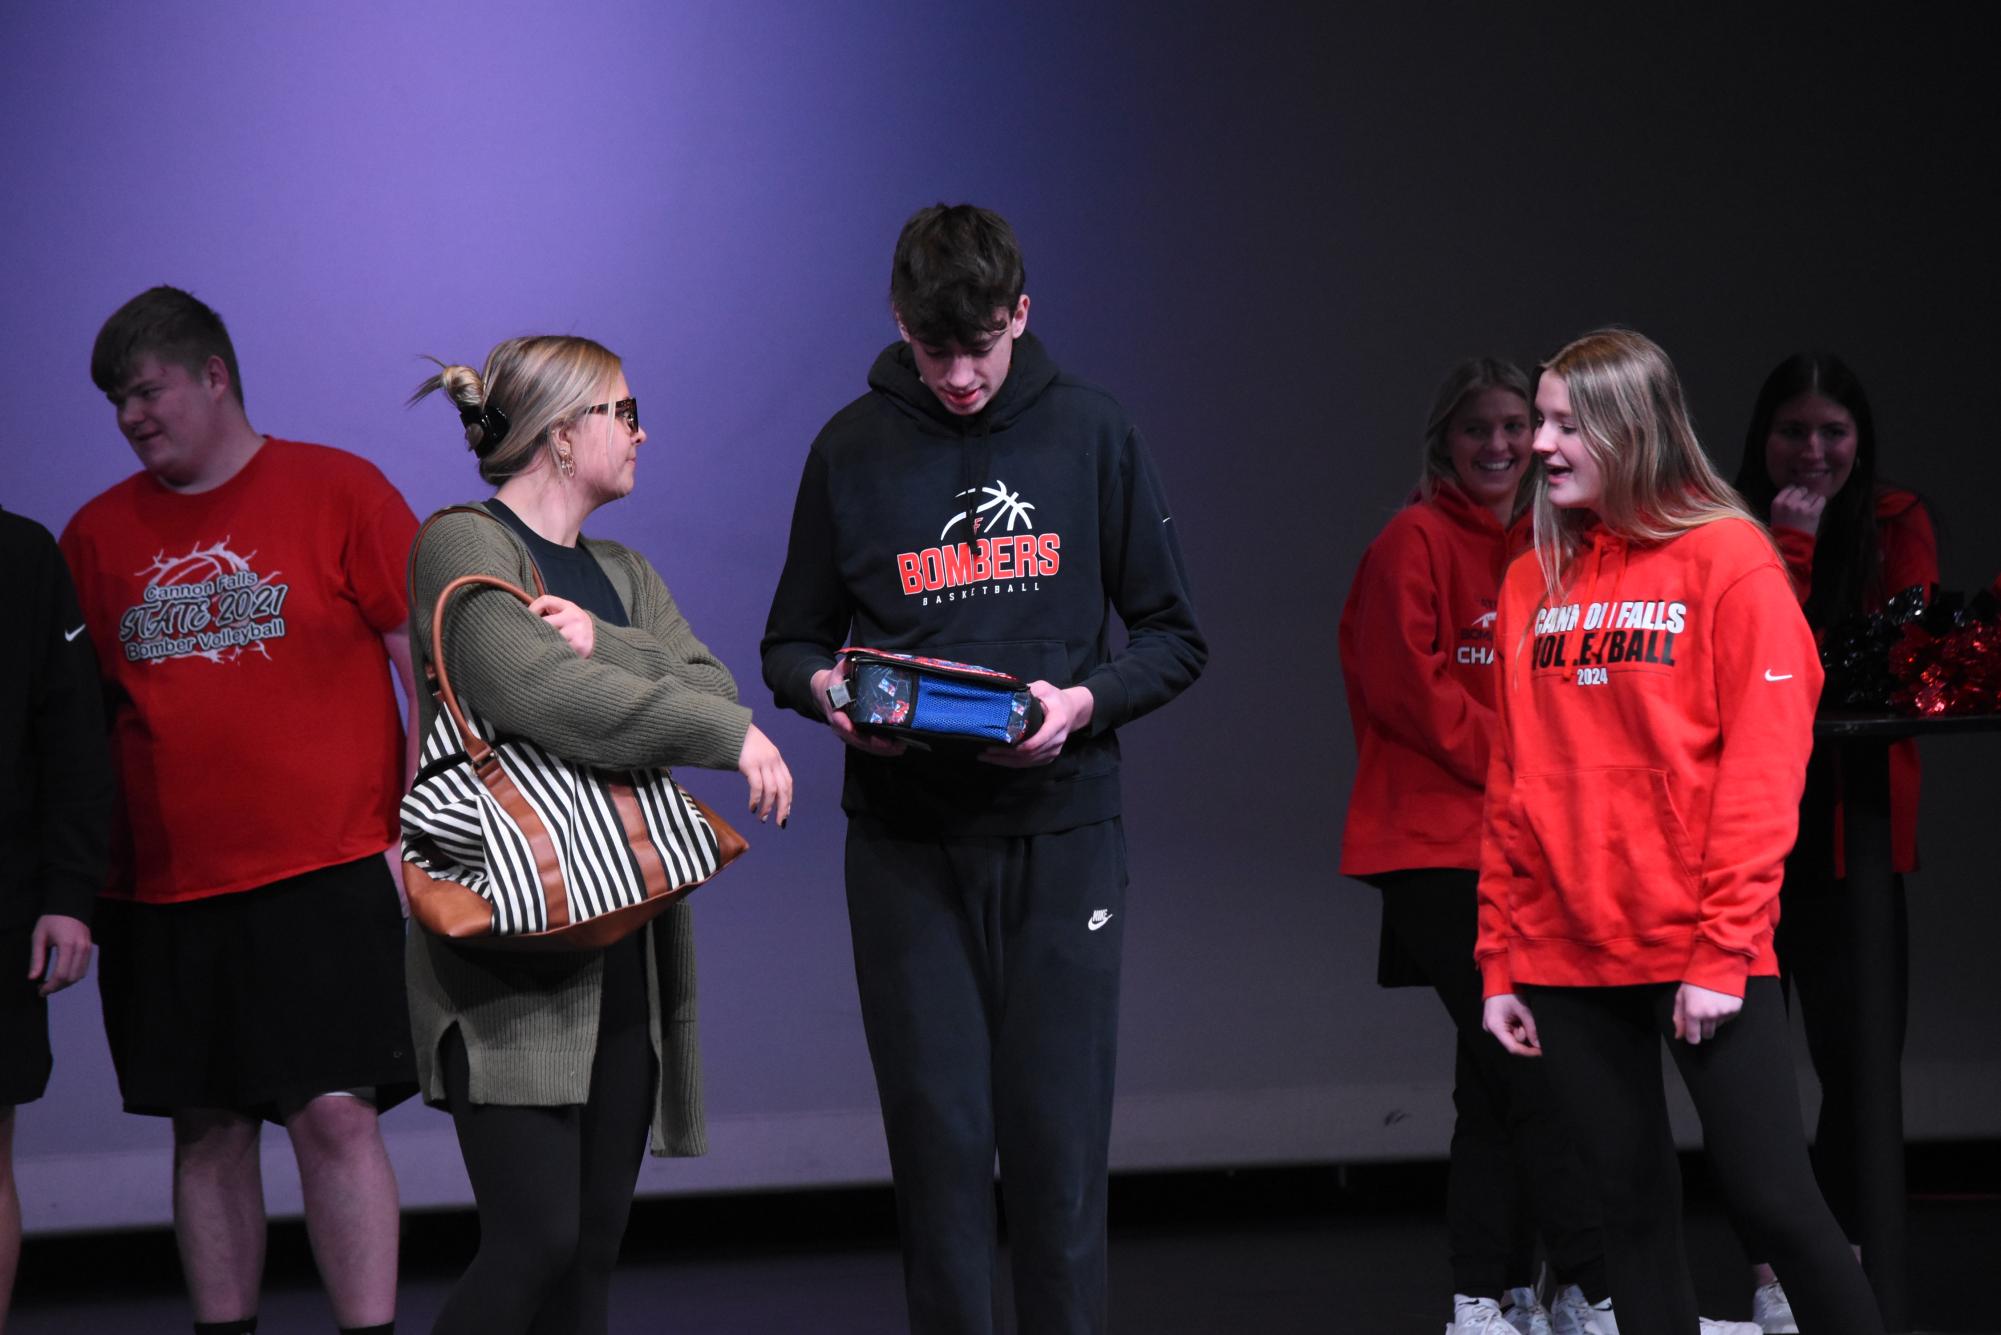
[582,397,640,433]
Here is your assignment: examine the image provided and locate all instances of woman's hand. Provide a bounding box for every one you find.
[1483,993,1541,1056]
[528,595,595,659]
[1770,485,1827,536]
[980,682,1093,768]
[1673,982,1742,1045]
[738,723,794,827]
[809,662,905,756]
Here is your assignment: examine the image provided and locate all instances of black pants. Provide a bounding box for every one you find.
[1523,980,1883,1335]
[1374,870,1605,1300]
[1778,871,1908,1243]
[846,816,1127,1335]
[432,937,656,1335]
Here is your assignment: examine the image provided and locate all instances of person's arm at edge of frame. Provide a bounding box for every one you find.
[29,527,113,996]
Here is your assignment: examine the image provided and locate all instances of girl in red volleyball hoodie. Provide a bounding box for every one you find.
[1477,330,1884,1335]
[1339,359,1613,1334]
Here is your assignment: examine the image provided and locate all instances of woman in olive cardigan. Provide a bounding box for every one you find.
[407,335,792,1335]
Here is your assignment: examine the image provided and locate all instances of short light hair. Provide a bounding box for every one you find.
[412,336,622,485]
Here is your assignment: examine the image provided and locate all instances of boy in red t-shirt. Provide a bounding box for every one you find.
[59,287,416,1335]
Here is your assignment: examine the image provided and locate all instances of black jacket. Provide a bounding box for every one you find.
[761,333,1206,836]
[1,507,113,927]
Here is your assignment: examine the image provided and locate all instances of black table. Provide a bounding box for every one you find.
[1807,711,2001,1333]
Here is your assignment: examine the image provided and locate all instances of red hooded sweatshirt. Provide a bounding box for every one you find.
[1477,516,1823,999]
[1339,484,1525,876]
[1773,486,1937,874]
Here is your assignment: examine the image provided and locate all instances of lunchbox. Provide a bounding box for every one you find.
[828,647,1044,746]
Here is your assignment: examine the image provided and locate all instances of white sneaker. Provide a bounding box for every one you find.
[1450,1294,1524,1335]
[1503,1286,1555,1335]
[1549,1284,1617,1335]
[1751,1281,1799,1334]
[1548,1282,1760,1335]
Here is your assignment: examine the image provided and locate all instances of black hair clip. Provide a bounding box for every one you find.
[458,401,511,454]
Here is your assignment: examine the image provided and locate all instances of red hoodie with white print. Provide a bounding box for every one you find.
[1476,516,1823,1000]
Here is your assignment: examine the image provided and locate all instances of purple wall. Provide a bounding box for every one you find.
[5,3,1998,1229]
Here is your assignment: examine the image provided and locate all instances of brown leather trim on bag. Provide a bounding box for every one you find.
[405,791,749,952]
[431,572,572,930]
[404,857,504,939]
[609,779,673,900]
[690,791,749,868]
[472,747,570,928]
[406,855,675,951]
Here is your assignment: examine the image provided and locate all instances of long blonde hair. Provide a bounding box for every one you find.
[411,336,622,484]
[1532,329,1759,601]
[1416,356,1534,514]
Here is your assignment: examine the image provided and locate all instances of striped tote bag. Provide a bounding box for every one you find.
[400,572,746,950]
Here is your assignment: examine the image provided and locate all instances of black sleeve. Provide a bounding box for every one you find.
[1077,427,1207,733]
[30,528,114,924]
[760,447,852,723]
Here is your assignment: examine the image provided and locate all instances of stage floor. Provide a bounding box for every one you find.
[11,1149,1998,1332]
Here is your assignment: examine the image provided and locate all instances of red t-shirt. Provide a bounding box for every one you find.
[59,439,418,904]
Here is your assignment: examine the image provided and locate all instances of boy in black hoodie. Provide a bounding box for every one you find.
[0,506,113,1326]
[763,204,1205,1334]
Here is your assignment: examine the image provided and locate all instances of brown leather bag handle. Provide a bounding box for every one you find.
[423,572,571,922]
[408,504,548,698]
[427,573,538,771]
[410,504,548,597]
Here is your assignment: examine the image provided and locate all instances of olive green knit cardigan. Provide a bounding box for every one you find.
[404,506,752,1155]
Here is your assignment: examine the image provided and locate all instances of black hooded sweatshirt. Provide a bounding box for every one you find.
[762,332,1206,837]
[1,507,113,929]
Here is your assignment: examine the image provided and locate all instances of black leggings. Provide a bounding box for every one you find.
[431,987,656,1334]
[1523,980,1883,1335]
[1375,870,1605,1300]
[1779,872,1908,1241]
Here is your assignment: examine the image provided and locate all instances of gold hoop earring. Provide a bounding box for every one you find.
[556,448,576,479]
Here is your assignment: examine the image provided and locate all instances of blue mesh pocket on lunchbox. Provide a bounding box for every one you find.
[912,676,1019,741]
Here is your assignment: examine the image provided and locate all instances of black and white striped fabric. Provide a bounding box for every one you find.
[400,703,723,936]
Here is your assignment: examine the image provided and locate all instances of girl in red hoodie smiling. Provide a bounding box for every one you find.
[1340,359,1614,1334]
[1477,330,1883,1335]
[1729,354,1937,1332]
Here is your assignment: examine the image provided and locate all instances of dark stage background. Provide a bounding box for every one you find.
[3,3,1996,1232]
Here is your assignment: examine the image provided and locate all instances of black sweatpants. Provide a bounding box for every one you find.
[1374,869,1605,1300]
[431,935,656,1335]
[1779,871,1908,1242]
[1522,979,1884,1335]
[846,815,1127,1335]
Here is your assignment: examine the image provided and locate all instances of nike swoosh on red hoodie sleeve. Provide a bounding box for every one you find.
[1685,560,1823,995]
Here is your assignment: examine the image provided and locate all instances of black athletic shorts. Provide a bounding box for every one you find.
[95,853,418,1121]
[0,924,53,1106]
